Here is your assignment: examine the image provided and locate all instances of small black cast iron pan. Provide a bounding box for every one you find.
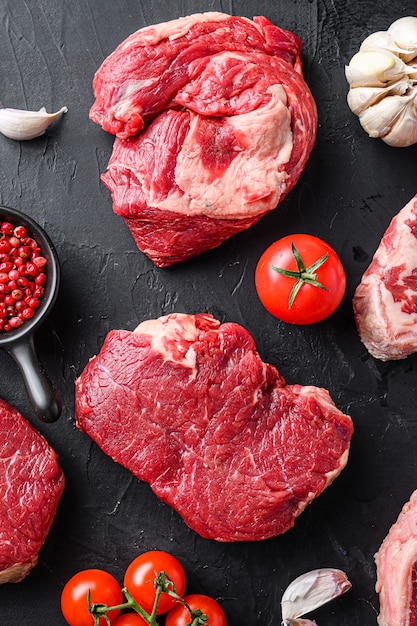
[0,206,61,422]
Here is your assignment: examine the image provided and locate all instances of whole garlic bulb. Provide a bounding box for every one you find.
[345,16,417,147]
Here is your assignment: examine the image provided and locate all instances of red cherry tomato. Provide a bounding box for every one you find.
[165,594,227,626]
[123,551,186,615]
[61,569,123,626]
[255,234,346,325]
[112,613,148,626]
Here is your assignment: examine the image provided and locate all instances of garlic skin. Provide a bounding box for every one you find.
[345,16,417,146]
[281,568,351,625]
[283,617,317,626]
[0,106,67,141]
[346,49,409,87]
[388,16,417,58]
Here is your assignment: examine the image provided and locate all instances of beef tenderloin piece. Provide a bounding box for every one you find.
[75,313,353,542]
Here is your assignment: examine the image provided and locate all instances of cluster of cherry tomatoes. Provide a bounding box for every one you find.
[61,550,226,626]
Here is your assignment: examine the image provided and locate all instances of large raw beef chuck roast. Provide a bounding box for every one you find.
[75,313,353,542]
[90,13,318,267]
[0,399,64,583]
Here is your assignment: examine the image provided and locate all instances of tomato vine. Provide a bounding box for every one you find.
[61,551,226,626]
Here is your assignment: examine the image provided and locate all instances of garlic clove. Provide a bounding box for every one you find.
[360,30,417,64]
[358,91,413,138]
[346,49,408,87]
[347,86,386,115]
[382,94,417,146]
[285,617,317,626]
[347,77,409,115]
[348,84,396,115]
[388,16,417,60]
[0,106,67,140]
[360,30,414,59]
[281,568,351,623]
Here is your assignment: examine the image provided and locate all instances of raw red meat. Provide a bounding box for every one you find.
[353,194,417,361]
[75,313,353,542]
[0,398,64,583]
[375,489,417,626]
[90,12,317,267]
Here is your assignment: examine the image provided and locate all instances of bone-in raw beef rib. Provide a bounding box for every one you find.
[375,489,417,625]
[90,13,318,267]
[75,313,353,542]
[353,194,417,361]
[0,399,64,583]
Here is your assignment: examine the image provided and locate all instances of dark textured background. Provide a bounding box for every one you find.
[0,1,416,624]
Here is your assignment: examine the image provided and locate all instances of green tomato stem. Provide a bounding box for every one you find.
[269,243,329,309]
[88,572,201,626]
[90,589,157,625]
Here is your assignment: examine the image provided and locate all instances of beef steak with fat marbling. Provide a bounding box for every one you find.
[0,398,64,583]
[354,194,417,361]
[375,489,417,625]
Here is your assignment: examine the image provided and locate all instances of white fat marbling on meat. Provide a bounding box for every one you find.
[134,313,203,368]
[155,84,292,219]
[112,78,160,118]
[354,194,417,360]
[375,489,417,626]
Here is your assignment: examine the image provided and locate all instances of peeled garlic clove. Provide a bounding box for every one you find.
[358,92,412,138]
[281,568,351,623]
[346,49,408,87]
[0,106,67,140]
[388,16,417,60]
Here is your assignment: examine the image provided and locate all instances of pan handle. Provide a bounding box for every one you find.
[7,335,62,423]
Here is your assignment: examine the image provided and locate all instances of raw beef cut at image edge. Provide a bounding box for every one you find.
[90,12,318,267]
[375,489,417,626]
[0,398,65,583]
[353,193,417,361]
[75,313,353,542]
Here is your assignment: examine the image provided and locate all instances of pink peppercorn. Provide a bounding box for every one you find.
[0,220,47,333]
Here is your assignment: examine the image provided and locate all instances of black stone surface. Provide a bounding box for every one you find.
[0,1,416,624]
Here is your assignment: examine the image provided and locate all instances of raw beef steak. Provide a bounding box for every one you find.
[90,13,318,267]
[353,194,417,361]
[375,489,417,625]
[0,398,64,583]
[75,313,353,542]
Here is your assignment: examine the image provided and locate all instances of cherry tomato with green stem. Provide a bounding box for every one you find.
[61,569,123,626]
[255,234,346,325]
[123,551,186,615]
[165,594,227,626]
